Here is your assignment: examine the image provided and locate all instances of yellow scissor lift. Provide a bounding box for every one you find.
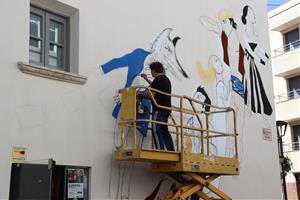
[114,87,239,200]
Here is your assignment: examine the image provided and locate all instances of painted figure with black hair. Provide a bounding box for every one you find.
[186,85,212,153]
[197,86,211,112]
[218,9,238,66]
[241,5,269,65]
[240,5,272,116]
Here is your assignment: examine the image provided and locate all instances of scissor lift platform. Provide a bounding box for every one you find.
[114,148,180,162]
[114,87,239,199]
[114,149,239,175]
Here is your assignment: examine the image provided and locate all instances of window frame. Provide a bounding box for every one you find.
[291,125,300,150]
[286,75,300,100]
[30,5,69,71]
[283,27,300,52]
[29,6,45,66]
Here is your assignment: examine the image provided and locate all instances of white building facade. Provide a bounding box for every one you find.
[269,0,300,199]
[0,0,282,199]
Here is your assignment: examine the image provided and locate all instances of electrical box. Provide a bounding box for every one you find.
[9,162,90,200]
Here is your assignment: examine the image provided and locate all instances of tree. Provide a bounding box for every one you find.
[282,155,293,177]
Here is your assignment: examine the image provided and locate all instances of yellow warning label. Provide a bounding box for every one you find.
[12,147,27,163]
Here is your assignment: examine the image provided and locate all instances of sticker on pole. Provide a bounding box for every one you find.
[12,147,27,163]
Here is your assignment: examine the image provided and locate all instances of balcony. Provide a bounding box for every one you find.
[276,89,300,120]
[276,88,300,102]
[283,141,300,152]
[272,40,300,77]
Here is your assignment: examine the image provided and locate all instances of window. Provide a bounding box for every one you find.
[292,125,300,150]
[284,28,299,52]
[30,6,68,71]
[288,75,300,99]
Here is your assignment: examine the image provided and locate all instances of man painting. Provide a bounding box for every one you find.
[139,62,175,151]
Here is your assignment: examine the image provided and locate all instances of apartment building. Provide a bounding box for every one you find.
[269,0,300,199]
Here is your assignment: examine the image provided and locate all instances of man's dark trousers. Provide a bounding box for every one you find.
[152,110,174,151]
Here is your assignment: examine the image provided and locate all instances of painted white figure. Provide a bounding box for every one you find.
[241,6,268,64]
[192,56,233,194]
[187,55,233,157]
[210,55,232,157]
[143,28,189,80]
[240,5,273,116]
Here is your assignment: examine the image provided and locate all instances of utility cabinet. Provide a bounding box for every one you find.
[9,162,90,200]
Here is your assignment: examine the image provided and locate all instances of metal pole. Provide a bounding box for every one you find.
[279,136,288,200]
[232,110,238,159]
[206,113,209,156]
[180,97,184,154]
[276,120,288,200]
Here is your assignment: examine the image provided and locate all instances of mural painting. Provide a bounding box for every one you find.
[99,4,274,199]
[100,28,189,199]
[100,28,189,118]
[200,6,272,116]
[241,5,272,116]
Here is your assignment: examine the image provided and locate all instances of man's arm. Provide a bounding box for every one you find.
[141,73,152,85]
[137,89,155,99]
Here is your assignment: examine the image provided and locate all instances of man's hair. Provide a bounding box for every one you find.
[150,62,164,73]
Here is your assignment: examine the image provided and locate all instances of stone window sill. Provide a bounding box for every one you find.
[17,62,87,85]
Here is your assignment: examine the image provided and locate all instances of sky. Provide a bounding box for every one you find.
[267,0,288,11]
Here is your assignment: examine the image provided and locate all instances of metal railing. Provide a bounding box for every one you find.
[273,39,300,57]
[276,88,300,103]
[117,86,239,159]
[283,141,300,152]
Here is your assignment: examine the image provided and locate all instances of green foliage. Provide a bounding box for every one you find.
[282,155,293,177]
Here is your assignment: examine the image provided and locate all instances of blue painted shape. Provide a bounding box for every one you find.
[100,48,150,118]
[136,99,152,137]
[101,48,150,88]
[112,102,121,119]
[100,48,152,137]
[231,75,244,98]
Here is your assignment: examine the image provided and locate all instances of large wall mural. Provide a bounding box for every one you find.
[99,4,274,199]
[100,29,190,199]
